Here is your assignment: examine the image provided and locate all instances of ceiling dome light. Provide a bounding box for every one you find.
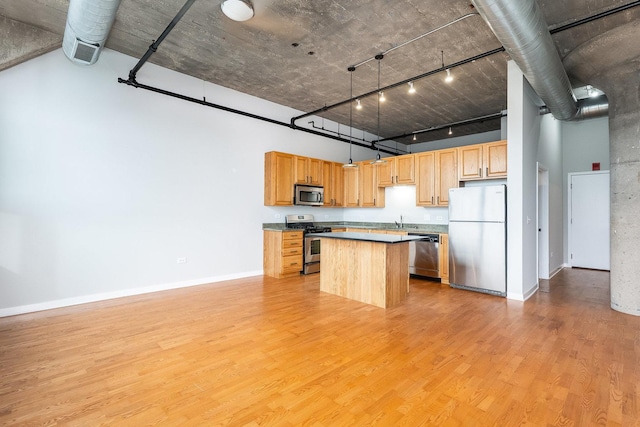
[221,0,254,22]
[408,81,416,94]
[445,68,454,83]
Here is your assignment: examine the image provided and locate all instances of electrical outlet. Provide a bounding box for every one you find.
[436,215,443,220]
[424,214,430,221]
[275,213,281,219]
[324,214,329,219]
[177,257,187,264]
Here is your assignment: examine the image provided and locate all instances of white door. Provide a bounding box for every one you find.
[569,171,610,270]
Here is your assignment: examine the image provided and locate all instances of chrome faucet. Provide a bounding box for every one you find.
[395,215,404,229]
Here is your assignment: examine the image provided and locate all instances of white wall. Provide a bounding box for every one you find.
[0,48,371,315]
[537,115,563,274]
[561,116,610,264]
[506,61,542,301]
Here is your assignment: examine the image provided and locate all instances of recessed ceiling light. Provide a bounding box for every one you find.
[221,0,254,22]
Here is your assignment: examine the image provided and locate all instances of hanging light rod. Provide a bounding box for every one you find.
[378,111,505,143]
[290,47,505,128]
[348,13,479,70]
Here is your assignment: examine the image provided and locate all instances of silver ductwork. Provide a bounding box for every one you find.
[62,0,122,65]
[471,0,598,121]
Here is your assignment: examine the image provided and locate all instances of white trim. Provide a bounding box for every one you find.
[549,265,565,279]
[507,282,539,301]
[0,270,264,317]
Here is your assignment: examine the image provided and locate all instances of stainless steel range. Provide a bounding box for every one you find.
[285,214,332,274]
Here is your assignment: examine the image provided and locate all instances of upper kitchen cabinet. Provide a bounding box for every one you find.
[359,161,385,207]
[377,154,416,187]
[458,140,507,181]
[294,156,323,186]
[416,149,457,207]
[265,151,295,206]
[436,149,458,206]
[343,165,359,207]
[323,161,345,207]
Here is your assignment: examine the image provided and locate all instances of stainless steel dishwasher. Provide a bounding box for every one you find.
[408,233,440,279]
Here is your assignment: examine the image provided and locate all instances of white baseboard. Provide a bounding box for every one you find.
[507,281,540,302]
[0,270,264,318]
[549,265,566,278]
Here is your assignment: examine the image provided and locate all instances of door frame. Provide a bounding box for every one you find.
[537,164,550,280]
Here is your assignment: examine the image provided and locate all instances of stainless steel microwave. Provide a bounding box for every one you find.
[294,184,324,206]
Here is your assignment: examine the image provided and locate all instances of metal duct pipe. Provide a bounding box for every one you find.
[471,0,580,120]
[62,0,122,65]
[539,97,609,120]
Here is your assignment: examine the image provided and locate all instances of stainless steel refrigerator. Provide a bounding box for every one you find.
[448,184,507,296]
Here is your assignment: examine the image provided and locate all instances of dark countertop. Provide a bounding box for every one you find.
[306,232,428,244]
[263,222,448,234]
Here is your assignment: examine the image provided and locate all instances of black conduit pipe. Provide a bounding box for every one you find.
[116,78,399,155]
[128,0,197,82]
[290,47,506,129]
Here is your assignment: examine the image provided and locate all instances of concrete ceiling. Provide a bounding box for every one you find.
[1,0,638,148]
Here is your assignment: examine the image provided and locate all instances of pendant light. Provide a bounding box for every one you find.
[371,55,387,165]
[343,67,358,168]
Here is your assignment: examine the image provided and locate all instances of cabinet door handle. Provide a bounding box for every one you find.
[396,175,398,183]
[479,167,482,177]
[432,196,434,204]
[486,167,488,176]
[437,196,440,204]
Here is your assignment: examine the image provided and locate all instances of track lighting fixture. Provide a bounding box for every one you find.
[448,127,453,135]
[586,84,599,98]
[441,50,453,83]
[413,134,417,141]
[221,0,254,22]
[379,91,385,102]
[356,99,362,109]
[445,68,454,83]
[408,81,416,94]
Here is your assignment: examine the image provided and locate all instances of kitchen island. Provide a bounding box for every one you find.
[309,232,426,308]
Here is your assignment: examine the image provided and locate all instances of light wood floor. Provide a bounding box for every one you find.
[1,268,638,426]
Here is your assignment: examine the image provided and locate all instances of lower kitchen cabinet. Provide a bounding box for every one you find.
[263,230,303,278]
[439,234,449,284]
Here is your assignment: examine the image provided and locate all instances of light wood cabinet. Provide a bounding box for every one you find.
[439,234,449,284]
[416,149,457,207]
[436,149,458,206]
[416,151,436,206]
[323,161,344,207]
[359,161,385,207]
[458,140,507,181]
[294,156,323,185]
[343,166,359,207]
[263,230,303,278]
[264,151,295,206]
[378,154,416,187]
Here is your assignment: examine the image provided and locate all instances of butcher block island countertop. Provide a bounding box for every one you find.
[308,232,426,308]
